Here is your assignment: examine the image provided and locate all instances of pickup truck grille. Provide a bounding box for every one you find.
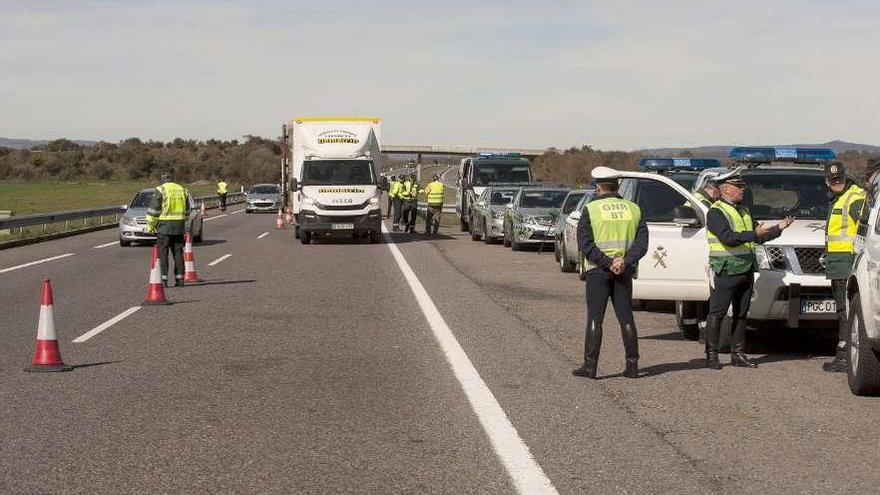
[765,246,825,275]
[765,246,788,270]
[794,247,825,274]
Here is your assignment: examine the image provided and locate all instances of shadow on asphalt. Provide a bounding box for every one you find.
[196,239,226,246]
[72,360,122,369]
[189,279,256,286]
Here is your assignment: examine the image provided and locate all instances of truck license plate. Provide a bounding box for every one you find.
[800,299,836,314]
[331,223,354,230]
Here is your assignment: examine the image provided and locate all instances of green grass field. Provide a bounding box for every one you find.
[0,180,223,215]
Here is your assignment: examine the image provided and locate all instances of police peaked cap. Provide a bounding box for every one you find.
[711,167,745,186]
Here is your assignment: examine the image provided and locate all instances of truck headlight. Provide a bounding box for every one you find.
[754,245,771,270]
[302,196,316,206]
[369,196,380,205]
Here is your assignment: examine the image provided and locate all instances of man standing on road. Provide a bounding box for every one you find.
[822,162,866,372]
[400,174,418,233]
[388,175,400,220]
[704,169,792,370]
[422,174,445,235]
[147,172,189,287]
[573,175,649,379]
[217,178,228,212]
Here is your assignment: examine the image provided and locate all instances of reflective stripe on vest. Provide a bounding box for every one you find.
[826,183,866,253]
[583,197,641,271]
[707,200,754,258]
[400,181,415,200]
[157,183,188,221]
[426,181,445,205]
[389,181,401,198]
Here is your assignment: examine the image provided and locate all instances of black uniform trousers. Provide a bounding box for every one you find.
[425,205,442,234]
[385,193,393,218]
[583,267,639,365]
[831,278,848,358]
[392,198,403,226]
[708,271,753,319]
[401,199,417,231]
[218,193,227,211]
[157,233,185,282]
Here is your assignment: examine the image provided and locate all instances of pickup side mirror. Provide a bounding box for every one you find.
[291,178,300,191]
[120,204,128,211]
[673,205,701,227]
[569,210,581,221]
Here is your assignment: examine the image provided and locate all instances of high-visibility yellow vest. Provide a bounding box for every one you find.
[424,181,445,205]
[400,180,415,200]
[389,180,401,199]
[147,182,188,230]
[826,183,866,254]
[707,200,755,274]
[583,196,641,271]
[217,181,228,194]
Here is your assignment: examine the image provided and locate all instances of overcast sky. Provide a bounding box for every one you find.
[2,0,879,150]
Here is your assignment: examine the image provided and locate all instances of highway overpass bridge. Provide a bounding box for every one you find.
[381,144,546,160]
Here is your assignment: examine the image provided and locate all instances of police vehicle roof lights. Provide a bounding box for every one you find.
[638,158,722,171]
[729,147,836,164]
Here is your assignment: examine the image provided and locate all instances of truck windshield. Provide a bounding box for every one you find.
[743,173,829,220]
[519,190,568,209]
[302,160,375,186]
[473,162,531,186]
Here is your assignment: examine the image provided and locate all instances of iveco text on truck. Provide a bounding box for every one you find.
[287,117,383,244]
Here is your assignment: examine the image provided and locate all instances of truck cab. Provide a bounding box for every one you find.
[846,174,880,396]
[592,147,838,340]
[457,153,532,233]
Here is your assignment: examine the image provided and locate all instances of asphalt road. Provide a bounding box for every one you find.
[1,206,878,494]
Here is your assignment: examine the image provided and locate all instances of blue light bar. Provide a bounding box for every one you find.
[639,158,722,171]
[729,147,836,163]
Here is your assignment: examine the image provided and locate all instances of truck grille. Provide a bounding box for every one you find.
[765,246,788,270]
[320,201,369,211]
[794,247,825,274]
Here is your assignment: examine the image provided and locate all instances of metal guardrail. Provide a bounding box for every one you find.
[0,192,244,235]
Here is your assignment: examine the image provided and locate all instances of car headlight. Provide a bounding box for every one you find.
[493,210,505,219]
[754,245,771,270]
[122,217,138,227]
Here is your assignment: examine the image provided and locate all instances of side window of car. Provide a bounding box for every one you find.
[633,178,690,223]
[619,179,636,201]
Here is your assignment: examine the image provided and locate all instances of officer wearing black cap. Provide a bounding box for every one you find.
[573,173,649,379]
[704,167,793,369]
[822,161,866,372]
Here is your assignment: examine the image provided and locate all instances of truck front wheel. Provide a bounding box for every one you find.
[848,293,880,396]
[300,230,311,245]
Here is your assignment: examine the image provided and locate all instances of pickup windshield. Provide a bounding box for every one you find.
[519,190,568,209]
[302,160,375,186]
[742,172,829,220]
[473,162,531,186]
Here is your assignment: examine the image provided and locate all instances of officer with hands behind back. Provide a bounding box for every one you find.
[573,174,649,379]
[704,168,793,370]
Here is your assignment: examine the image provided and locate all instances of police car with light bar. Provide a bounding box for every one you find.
[592,147,838,341]
[639,157,723,192]
[457,153,533,235]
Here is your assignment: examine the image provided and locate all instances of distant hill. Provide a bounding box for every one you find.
[641,140,880,158]
[0,137,96,149]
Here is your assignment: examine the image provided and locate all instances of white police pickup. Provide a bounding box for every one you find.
[591,147,838,340]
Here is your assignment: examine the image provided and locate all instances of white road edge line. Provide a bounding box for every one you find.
[380,224,559,495]
[203,213,228,222]
[230,209,244,215]
[73,306,141,343]
[0,253,75,274]
[257,232,269,239]
[93,241,117,249]
[207,253,232,266]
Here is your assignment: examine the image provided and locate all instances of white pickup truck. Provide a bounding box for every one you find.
[591,147,838,341]
[846,180,880,396]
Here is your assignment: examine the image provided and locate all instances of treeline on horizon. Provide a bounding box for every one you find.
[1,138,877,186]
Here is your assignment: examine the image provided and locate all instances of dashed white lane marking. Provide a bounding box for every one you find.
[203,214,228,222]
[257,232,269,239]
[380,224,559,495]
[0,253,75,274]
[207,253,232,266]
[92,241,117,249]
[73,306,140,343]
[230,209,244,215]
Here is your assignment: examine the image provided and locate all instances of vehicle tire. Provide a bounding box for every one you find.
[554,240,561,262]
[300,230,311,245]
[503,223,511,247]
[632,299,646,311]
[245,209,252,214]
[578,254,587,281]
[460,217,468,232]
[470,216,481,241]
[482,221,493,244]
[294,225,300,239]
[848,293,880,396]
[370,231,381,244]
[559,241,576,272]
[119,238,131,247]
[194,221,203,243]
[675,300,700,340]
[511,232,522,251]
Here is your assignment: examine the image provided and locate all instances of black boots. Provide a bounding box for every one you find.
[705,316,723,370]
[573,320,603,378]
[823,342,847,372]
[729,318,757,368]
[622,323,639,378]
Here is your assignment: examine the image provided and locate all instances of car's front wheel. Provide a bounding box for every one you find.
[848,293,880,396]
[559,241,576,272]
[470,216,482,241]
[482,220,493,244]
[502,223,511,247]
[119,238,131,247]
[675,300,700,340]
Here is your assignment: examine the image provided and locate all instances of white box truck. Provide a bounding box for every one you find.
[288,117,383,244]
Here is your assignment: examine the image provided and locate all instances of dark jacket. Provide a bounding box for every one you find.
[577,192,649,272]
[706,198,781,274]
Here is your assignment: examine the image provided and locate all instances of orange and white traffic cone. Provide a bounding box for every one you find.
[183,232,201,283]
[143,244,170,305]
[24,279,73,372]
[285,208,293,225]
[276,208,285,229]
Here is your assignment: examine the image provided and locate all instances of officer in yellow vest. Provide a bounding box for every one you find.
[822,161,867,372]
[422,174,445,235]
[399,174,418,233]
[385,175,398,219]
[147,172,190,287]
[217,179,228,212]
[573,175,649,379]
[704,168,792,369]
